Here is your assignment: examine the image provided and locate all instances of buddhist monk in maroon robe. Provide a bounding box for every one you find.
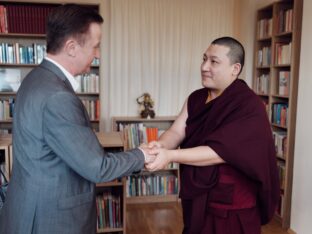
[146,37,280,234]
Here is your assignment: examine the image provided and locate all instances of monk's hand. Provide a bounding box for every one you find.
[145,147,171,171]
[147,140,163,150]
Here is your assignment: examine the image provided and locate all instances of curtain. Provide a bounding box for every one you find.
[101,0,238,131]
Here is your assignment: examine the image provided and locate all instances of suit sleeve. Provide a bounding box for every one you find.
[42,91,144,183]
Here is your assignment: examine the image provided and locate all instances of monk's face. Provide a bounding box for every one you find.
[201,44,241,95]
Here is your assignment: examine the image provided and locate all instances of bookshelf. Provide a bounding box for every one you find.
[112,116,180,204]
[0,2,100,133]
[252,0,303,229]
[96,132,126,234]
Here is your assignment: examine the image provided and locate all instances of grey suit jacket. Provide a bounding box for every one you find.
[0,60,144,234]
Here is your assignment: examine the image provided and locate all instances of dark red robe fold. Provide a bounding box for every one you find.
[179,79,280,233]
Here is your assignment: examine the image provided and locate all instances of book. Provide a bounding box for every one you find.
[278,71,290,96]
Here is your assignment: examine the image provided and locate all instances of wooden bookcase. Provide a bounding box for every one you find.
[0,2,100,133]
[112,116,180,204]
[96,132,126,234]
[252,0,303,229]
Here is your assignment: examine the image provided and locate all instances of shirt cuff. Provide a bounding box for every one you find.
[138,147,147,163]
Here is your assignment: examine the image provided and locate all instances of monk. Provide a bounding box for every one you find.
[146,37,280,234]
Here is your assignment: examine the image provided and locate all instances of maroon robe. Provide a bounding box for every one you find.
[179,79,280,233]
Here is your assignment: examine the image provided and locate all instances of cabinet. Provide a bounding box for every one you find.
[112,116,179,204]
[252,0,303,228]
[0,2,100,133]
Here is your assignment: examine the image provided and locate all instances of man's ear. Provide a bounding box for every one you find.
[232,63,241,76]
[64,39,76,57]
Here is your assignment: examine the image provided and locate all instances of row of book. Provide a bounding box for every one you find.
[254,71,290,96]
[273,131,287,159]
[81,99,100,121]
[272,103,288,127]
[96,192,122,230]
[257,46,271,66]
[275,42,292,65]
[257,8,293,41]
[0,42,46,65]
[75,73,100,94]
[0,4,54,34]
[126,173,178,197]
[258,18,272,39]
[277,161,285,190]
[118,123,162,150]
[277,8,293,34]
[255,73,269,95]
[278,71,290,96]
[276,193,285,217]
[0,129,9,134]
[0,99,14,121]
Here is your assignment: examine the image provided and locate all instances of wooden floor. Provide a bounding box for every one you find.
[126,202,289,234]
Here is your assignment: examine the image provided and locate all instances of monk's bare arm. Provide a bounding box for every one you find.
[155,99,188,149]
[146,146,225,171]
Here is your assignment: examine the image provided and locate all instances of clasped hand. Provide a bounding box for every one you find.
[139,141,170,171]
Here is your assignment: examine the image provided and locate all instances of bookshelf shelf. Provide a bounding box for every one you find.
[126,194,178,204]
[0,63,38,67]
[275,31,292,37]
[97,227,124,233]
[0,33,46,38]
[253,0,303,229]
[112,116,180,204]
[258,36,272,41]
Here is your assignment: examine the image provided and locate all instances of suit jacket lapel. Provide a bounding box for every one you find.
[39,59,75,93]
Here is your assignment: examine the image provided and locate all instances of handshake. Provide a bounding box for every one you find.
[139,141,172,172]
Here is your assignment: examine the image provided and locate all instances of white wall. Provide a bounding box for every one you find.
[290,0,312,233]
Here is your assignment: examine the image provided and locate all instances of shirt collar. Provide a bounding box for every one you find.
[44,57,79,92]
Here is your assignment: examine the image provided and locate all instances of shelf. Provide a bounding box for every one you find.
[0,120,13,123]
[96,181,124,187]
[0,33,46,38]
[257,36,272,41]
[112,116,176,123]
[0,92,16,96]
[272,94,289,99]
[0,63,38,67]
[76,92,100,96]
[256,66,271,69]
[255,93,270,97]
[275,31,292,37]
[97,227,124,233]
[96,132,124,148]
[274,64,291,68]
[126,194,179,204]
[271,123,287,130]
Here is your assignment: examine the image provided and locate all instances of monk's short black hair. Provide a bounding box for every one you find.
[211,37,245,75]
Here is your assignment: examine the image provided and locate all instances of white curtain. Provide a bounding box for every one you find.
[101,0,238,131]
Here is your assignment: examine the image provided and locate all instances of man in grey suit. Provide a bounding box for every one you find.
[0,4,152,234]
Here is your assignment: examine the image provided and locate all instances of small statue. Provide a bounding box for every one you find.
[136,93,155,119]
